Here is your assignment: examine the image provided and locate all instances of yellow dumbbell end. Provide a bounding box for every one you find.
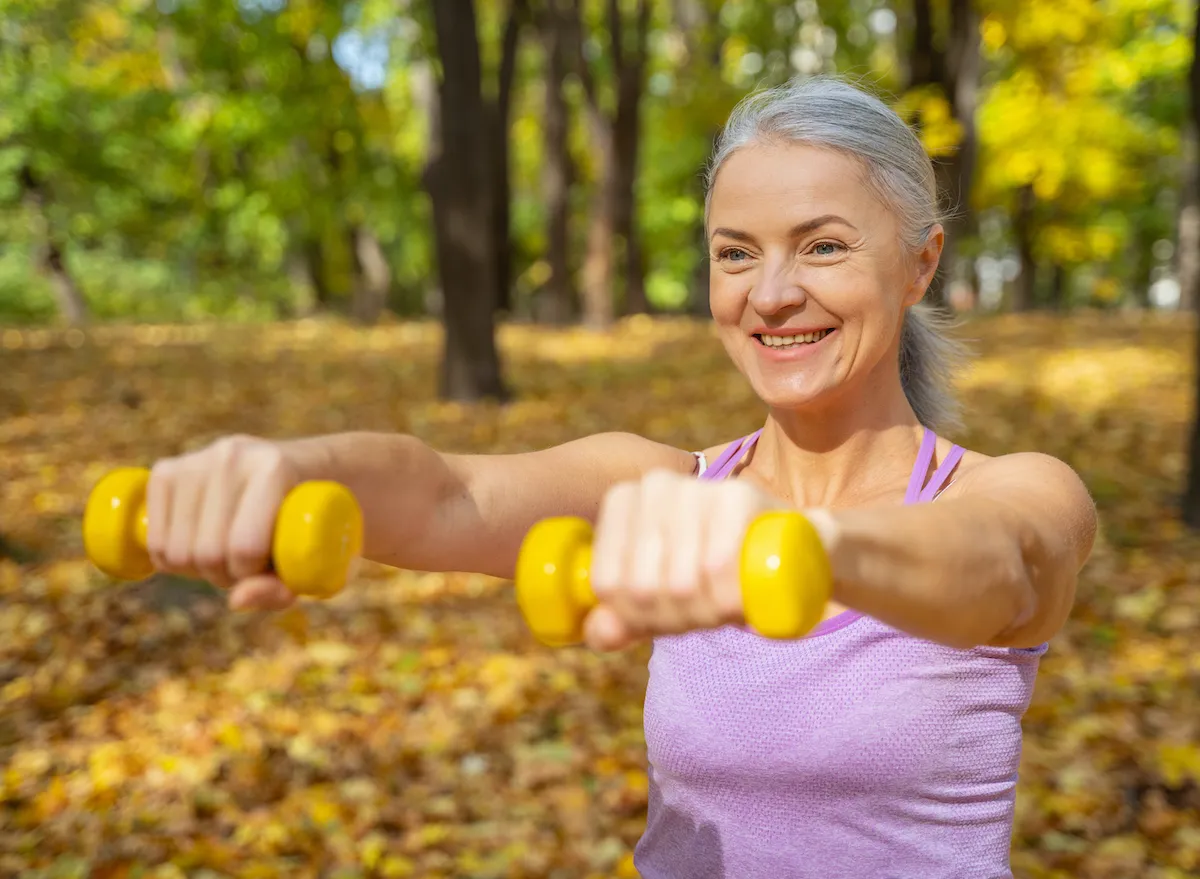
[740,511,832,639]
[83,467,154,581]
[272,481,364,599]
[516,516,598,647]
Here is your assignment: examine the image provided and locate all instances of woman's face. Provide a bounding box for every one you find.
[707,142,941,413]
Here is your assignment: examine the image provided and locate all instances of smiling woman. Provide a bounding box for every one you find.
[124,76,1095,879]
[704,79,965,432]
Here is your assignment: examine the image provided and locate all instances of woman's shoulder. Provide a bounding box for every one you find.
[944,447,1082,494]
[940,446,1094,521]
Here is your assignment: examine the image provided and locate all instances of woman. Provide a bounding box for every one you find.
[143,77,1095,877]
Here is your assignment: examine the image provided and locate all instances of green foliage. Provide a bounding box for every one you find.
[0,0,1194,323]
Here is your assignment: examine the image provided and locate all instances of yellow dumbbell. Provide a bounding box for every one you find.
[515,511,833,646]
[83,467,364,599]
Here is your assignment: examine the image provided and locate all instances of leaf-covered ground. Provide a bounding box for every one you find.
[1,313,1197,879]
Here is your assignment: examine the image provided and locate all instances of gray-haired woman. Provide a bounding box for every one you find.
[139,77,1096,877]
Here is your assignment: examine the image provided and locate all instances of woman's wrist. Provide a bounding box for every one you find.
[280,433,340,482]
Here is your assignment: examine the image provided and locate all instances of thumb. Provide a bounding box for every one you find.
[228,575,296,612]
[583,605,639,652]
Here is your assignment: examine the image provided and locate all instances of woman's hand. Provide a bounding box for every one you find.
[146,435,312,612]
[585,469,792,651]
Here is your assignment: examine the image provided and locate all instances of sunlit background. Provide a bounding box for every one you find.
[2,1,1199,878]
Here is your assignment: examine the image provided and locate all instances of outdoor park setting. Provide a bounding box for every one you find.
[2,1,1200,878]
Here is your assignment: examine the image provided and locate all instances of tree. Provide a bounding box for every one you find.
[488,0,527,314]
[573,0,651,327]
[426,0,509,400]
[534,0,578,323]
[905,0,981,309]
[1182,0,1200,529]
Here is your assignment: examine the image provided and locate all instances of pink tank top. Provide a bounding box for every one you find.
[635,428,1045,878]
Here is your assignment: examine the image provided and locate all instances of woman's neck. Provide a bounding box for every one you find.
[751,378,927,509]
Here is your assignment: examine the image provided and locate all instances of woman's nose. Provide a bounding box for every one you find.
[747,257,807,315]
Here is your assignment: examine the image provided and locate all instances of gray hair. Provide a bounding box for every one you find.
[705,75,965,431]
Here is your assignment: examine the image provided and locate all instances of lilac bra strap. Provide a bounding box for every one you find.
[919,443,965,502]
[903,429,937,504]
[704,429,763,481]
[905,427,964,503]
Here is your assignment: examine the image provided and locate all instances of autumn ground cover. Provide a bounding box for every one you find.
[1,312,1197,879]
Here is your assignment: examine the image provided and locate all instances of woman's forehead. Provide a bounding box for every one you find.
[709,143,878,225]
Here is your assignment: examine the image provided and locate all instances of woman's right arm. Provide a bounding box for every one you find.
[144,431,695,604]
[285,430,694,577]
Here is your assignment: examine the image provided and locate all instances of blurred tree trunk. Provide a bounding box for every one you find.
[574,0,651,327]
[20,166,88,325]
[672,0,729,319]
[303,238,333,307]
[908,0,980,311]
[489,0,526,315]
[536,0,577,323]
[1048,264,1069,311]
[611,0,651,316]
[1179,122,1200,313]
[350,226,391,324]
[427,0,509,400]
[1011,184,1037,312]
[1182,0,1200,528]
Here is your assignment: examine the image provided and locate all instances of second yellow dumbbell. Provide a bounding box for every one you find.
[515,511,833,646]
[83,467,364,599]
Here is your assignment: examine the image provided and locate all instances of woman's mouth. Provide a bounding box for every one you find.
[753,328,836,350]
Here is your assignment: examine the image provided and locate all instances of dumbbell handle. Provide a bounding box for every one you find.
[515,511,833,647]
[83,467,363,599]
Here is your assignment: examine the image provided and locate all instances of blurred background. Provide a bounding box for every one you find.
[2,1,1200,878]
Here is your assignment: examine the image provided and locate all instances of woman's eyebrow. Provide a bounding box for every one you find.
[710,215,859,244]
[788,214,858,237]
[709,227,755,243]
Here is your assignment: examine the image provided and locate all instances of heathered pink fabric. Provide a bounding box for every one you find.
[634,429,1046,879]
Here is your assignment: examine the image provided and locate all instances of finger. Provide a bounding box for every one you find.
[228,575,296,612]
[226,464,293,584]
[193,445,245,590]
[145,458,177,573]
[629,470,688,634]
[591,481,638,601]
[163,456,205,577]
[583,605,639,652]
[665,479,722,631]
[703,482,761,624]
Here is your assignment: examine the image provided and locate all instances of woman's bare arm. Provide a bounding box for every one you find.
[285,431,697,579]
[814,452,1096,649]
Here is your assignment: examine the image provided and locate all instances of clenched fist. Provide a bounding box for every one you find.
[585,469,806,651]
[145,435,309,611]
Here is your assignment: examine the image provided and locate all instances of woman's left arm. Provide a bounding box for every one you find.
[813,453,1097,650]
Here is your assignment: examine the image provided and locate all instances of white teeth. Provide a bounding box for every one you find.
[761,329,829,347]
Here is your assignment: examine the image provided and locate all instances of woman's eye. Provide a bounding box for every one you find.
[812,242,844,257]
[720,248,749,262]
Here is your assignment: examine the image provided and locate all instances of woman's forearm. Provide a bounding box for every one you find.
[815,498,1051,649]
[282,432,474,572]
[280,430,696,580]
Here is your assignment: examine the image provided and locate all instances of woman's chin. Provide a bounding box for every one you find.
[753,382,830,413]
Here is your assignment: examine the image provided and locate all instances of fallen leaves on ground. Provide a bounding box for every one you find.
[0,311,1197,878]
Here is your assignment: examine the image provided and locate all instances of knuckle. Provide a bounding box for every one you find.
[211,435,246,464]
[702,548,735,582]
[148,456,178,487]
[640,468,678,493]
[191,541,225,573]
[601,480,637,512]
[162,545,192,571]
[664,575,699,600]
[227,537,267,573]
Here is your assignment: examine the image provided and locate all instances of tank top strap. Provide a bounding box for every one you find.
[701,429,763,482]
[918,443,965,503]
[905,427,965,505]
